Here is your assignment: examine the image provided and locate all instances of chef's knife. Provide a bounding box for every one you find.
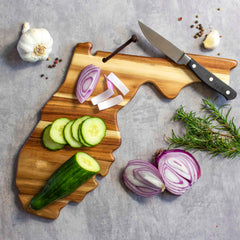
[138,21,237,100]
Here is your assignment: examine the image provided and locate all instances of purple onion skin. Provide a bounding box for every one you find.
[155,149,201,196]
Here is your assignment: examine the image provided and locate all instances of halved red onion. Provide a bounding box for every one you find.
[123,160,165,197]
[91,88,114,105]
[155,149,201,196]
[105,73,129,96]
[75,64,101,103]
[97,95,123,111]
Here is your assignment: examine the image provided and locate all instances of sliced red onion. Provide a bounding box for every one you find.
[123,160,165,197]
[104,74,115,91]
[105,73,129,96]
[155,149,201,196]
[97,95,123,111]
[75,64,101,103]
[91,88,114,105]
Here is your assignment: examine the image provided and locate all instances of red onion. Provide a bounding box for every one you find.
[75,65,101,103]
[155,149,201,196]
[123,160,165,197]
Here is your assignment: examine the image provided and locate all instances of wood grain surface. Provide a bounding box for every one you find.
[16,42,237,219]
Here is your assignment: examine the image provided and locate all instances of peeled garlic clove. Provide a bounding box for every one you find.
[203,30,220,50]
[17,22,53,62]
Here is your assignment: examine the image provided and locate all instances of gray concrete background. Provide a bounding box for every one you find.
[1,0,240,239]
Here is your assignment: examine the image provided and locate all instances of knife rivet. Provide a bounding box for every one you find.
[209,77,214,82]
[226,90,230,95]
[192,64,196,68]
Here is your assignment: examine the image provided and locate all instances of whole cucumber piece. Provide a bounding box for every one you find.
[30,152,100,210]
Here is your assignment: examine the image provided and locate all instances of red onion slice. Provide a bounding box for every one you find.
[91,88,114,105]
[104,74,115,91]
[97,95,123,111]
[123,160,165,197]
[75,64,101,103]
[105,73,129,96]
[155,149,201,196]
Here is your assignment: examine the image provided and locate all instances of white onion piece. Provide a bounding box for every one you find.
[91,88,114,105]
[97,95,123,111]
[106,73,129,96]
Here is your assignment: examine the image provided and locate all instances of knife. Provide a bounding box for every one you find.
[138,21,237,100]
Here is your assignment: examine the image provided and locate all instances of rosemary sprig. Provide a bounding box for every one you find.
[168,99,240,158]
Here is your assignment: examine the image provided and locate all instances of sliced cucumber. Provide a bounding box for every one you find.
[42,125,66,151]
[80,117,106,146]
[78,123,93,147]
[50,118,70,144]
[63,120,82,148]
[71,116,91,141]
[30,152,100,210]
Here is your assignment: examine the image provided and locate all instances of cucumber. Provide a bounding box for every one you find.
[30,152,100,210]
[71,116,91,141]
[42,125,65,150]
[63,120,82,148]
[78,123,93,147]
[80,117,106,146]
[50,118,70,144]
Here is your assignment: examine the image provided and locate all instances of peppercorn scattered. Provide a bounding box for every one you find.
[59,59,62,62]
[196,15,199,18]
[217,53,221,56]
[47,57,50,61]
[190,25,194,28]
[217,8,221,11]
[40,74,44,77]
[178,17,182,21]
[40,56,63,79]
[45,77,48,79]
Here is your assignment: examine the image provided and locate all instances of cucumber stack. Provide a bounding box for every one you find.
[42,116,106,150]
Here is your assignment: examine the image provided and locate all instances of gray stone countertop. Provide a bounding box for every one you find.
[1,0,240,239]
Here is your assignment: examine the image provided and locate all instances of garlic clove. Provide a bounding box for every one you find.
[203,29,220,50]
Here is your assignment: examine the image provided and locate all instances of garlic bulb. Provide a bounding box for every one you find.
[203,29,220,50]
[17,22,53,62]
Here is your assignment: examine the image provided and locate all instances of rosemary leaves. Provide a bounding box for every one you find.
[168,99,240,158]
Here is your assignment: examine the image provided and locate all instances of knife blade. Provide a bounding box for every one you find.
[138,21,237,100]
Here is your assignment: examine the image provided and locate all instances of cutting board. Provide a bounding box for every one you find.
[16,42,237,219]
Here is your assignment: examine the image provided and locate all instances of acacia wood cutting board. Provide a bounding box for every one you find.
[16,42,237,219]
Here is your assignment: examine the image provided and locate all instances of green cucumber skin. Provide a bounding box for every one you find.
[30,153,99,210]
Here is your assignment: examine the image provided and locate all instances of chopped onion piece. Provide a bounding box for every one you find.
[75,64,101,103]
[97,95,123,111]
[104,74,115,91]
[91,88,114,105]
[106,73,129,96]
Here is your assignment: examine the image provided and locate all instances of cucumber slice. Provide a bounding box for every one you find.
[30,152,100,210]
[42,125,65,151]
[78,123,93,147]
[80,117,106,146]
[71,116,91,141]
[63,120,82,148]
[50,118,70,144]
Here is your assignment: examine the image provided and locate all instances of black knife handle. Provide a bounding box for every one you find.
[187,58,237,100]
